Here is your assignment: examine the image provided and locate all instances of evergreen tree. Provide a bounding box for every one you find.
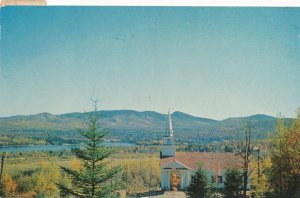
[187,165,209,198]
[224,169,243,198]
[57,102,121,198]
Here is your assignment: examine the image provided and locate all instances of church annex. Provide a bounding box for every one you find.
[160,111,241,190]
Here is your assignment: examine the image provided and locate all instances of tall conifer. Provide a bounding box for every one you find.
[57,102,121,198]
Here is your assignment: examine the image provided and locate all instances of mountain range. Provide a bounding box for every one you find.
[0,110,293,138]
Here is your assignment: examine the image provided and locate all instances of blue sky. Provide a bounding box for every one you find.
[1,7,300,119]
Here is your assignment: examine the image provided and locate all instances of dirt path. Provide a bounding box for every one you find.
[141,191,187,198]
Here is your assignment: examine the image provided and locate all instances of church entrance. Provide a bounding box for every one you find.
[170,171,181,191]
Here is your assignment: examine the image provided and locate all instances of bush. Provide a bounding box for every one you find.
[17,175,34,193]
[224,169,243,198]
[187,165,210,198]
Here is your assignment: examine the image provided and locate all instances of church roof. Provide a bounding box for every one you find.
[160,152,241,171]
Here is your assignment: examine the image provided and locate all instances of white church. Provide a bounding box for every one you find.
[160,111,241,190]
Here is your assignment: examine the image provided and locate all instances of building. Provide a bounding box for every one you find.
[160,111,241,190]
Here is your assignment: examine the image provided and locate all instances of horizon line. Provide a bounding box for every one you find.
[0,109,296,120]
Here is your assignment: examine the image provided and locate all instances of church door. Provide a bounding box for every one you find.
[170,171,181,191]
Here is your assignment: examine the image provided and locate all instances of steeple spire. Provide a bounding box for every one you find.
[168,110,174,137]
[161,109,176,157]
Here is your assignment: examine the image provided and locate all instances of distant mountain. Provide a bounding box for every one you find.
[0,110,294,141]
[222,114,275,123]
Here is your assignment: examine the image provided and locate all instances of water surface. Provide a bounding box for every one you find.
[0,142,135,152]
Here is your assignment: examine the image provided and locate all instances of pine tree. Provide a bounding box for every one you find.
[57,102,121,198]
[224,169,243,198]
[187,165,209,198]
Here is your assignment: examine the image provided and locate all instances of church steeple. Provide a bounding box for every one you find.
[161,110,176,158]
[168,110,174,137]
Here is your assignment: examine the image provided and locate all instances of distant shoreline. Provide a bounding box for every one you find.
[0,142,136,152]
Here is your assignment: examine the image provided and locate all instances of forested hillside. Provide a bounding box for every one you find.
[0,110,294,145]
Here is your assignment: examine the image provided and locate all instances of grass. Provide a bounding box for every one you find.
[5,156,73,176]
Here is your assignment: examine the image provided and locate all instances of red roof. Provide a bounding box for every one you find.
[160,152,241,172]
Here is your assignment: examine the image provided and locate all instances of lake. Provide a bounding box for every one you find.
[0,142,136,152]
